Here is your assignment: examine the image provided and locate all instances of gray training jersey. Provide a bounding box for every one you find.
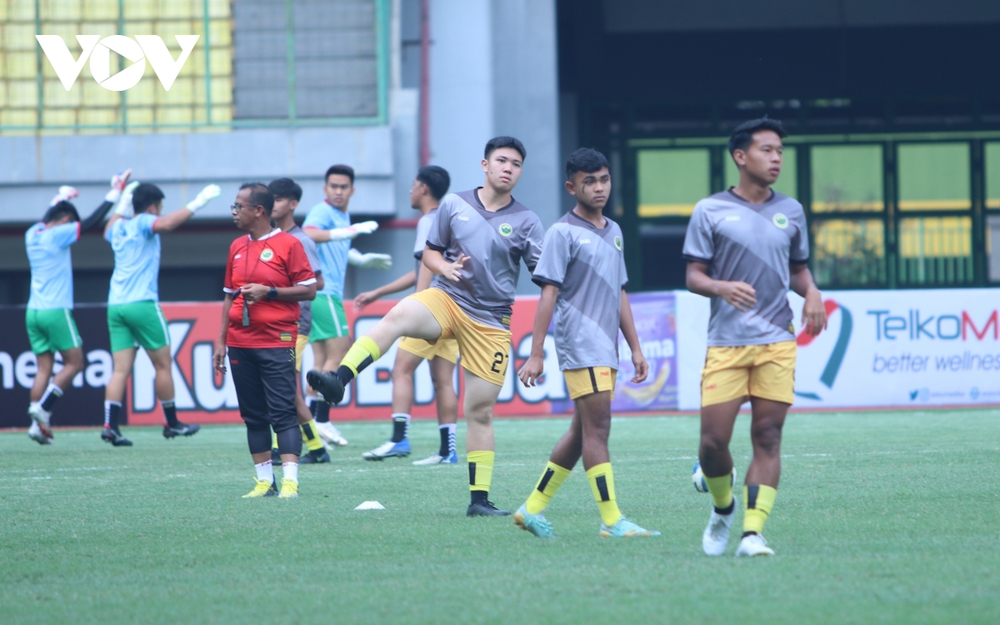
[288,225,322,335]
[682,189,810,347]
[533,211,628,371]
[426,189,544,330]
[413,208,438,275]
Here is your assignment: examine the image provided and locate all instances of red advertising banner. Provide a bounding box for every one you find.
[0,292,678,428]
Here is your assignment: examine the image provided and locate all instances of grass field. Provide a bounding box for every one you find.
[2,410,998,625]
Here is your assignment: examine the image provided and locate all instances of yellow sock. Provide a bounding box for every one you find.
[467,450,494,492]
[300,419,324,452]
[270,431,278,451]
[525,462,571,514]
[743,484,777,535]
[586,463,622,527]
[341,336,381,377]
[705,471,735,511]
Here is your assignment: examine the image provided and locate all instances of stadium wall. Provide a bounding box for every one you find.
[4,287,1000,428]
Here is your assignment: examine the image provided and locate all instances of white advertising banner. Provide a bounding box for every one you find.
[675,288,1000,410]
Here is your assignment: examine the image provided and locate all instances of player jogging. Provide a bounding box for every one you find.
[683,118,826,556]
[355,165,461,465]
[100,180,221,446]
[308,136,544,517]
[24,172,131,444]
[514,148,658,538]
[302,164,391,447]
[267,178,332,465]
[213,183,317,498]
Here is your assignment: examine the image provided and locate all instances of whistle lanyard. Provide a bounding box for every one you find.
[240,235,267,327]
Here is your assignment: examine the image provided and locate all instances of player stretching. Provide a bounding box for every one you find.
[355,166,461,465]
[683,118,826,556]
[308,137,544,516]
[514,149,658,538]
[100,181,221,446]
[267,178,331,464]
[24,173,131,444]
[302,165,391,447]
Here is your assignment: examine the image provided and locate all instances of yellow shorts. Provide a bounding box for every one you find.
[295,333,309,372]
[564,367,617,401]
[398,336,459,364]
[701,341,796,407]
[406,288,510,386]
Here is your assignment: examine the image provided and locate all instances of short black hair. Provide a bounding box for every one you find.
[132,183,165,214]
[484,136,526,161]
[325,164,355,185]
[565,148,610,181]
[240,182,275,216]
[42,200,80,224]
[416,165,451,200]
[728,117,787,156]
[268,177,302,202]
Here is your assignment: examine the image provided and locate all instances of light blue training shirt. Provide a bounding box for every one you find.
[25,221,80,310]
[302,201,351,299]
[105,213,161,305]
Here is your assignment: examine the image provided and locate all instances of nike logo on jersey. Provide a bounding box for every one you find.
[580,238,591,244]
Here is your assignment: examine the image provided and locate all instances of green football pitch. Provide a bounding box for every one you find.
[2,410,997,625]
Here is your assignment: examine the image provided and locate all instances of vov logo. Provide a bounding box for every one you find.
[794,299,853,401]
[35,35,199,92]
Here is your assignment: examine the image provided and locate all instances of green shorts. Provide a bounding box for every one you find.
[25,308,82,354]
[108,301,170,353]
[310,294,350,342]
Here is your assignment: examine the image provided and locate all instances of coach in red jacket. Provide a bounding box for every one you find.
[214,182,317,498]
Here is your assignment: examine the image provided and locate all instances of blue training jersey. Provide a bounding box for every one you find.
[25,221,80,310]
[302,201,350,298]
[106,213,161,305]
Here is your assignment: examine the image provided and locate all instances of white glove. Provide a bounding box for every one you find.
[186,184,221,213]
[348,248,392,269]
[50,186,79,207]
[105,168,132,203]
[327,220,379,241]
[115,181,140,217]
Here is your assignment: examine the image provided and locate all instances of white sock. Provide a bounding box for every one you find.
[254,460,273,483]
[282,462,298,483]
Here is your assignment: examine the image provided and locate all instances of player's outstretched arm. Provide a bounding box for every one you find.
[153,184,221,233]
[619,289,649,384]
[347,248,392,270]
[685,261,757,311]
[790,263,826,336]
[422,248,468,282]
[354,270,416,310]
[518,283,559,387]
[81,169,132,234]
[305,220,378,243]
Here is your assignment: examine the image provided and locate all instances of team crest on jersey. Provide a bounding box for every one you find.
[260,248,274,261]
[614,236,622,250]
[498,223,513,237]
[772,213,789,229]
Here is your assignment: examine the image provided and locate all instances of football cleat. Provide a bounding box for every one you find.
[306,370,345,405]
[466,500,510,517]
[28,404,54,440]
[278,478,299,498]
[362,439,411,461]
[299,448,331,464]
[315,421,348,447]
[242,477,278,498]
[412,450,459,465]
[27,421,52,445]
[163,422,200,439]
[513,504,555,538]
[599,516,661,538]
[703,498,737,556]
[735,533,774,557]
[101,427,133,447]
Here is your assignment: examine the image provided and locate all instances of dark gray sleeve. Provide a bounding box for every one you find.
[523,215,545,273]
[682,202,714,263]
[790,208,810,263]
[619,231,629,288]
[426,197,452,252]
[531,226,569,288]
